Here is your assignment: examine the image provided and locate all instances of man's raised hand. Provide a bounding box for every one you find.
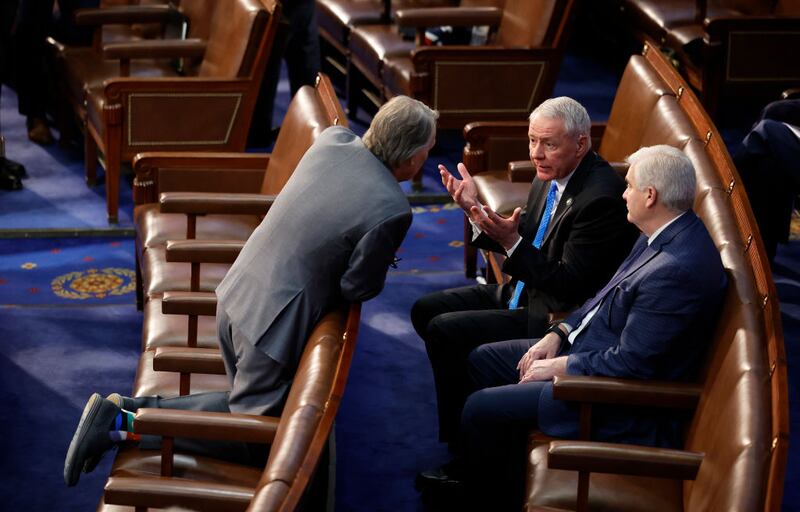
[440,163,479,214]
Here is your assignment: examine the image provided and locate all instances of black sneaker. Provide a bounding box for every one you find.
[64,393,120,486]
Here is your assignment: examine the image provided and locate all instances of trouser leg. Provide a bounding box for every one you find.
[462,338,544,510]
[411,284,528,443]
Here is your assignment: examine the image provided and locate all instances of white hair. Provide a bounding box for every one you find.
[363,96,438,169]
[529,96,591,148]
[626,145,696,212]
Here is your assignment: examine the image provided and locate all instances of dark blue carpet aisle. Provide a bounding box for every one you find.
[0,306,141,511]
[0,31,798,512]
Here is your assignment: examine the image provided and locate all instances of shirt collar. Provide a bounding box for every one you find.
[647,211,687,245]
[550,167,576,204]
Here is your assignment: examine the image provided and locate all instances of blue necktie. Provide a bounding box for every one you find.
[508,182,557,309]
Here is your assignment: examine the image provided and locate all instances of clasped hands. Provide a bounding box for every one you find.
[439,163,522,251]
[516,331,568,383]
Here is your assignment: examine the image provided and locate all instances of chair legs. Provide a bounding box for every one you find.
[103,120,121,224]
[84,125,97,187]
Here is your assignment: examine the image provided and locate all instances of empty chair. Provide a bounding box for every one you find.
[346,0,575,128]
[132,73,346,310]
[55,0,281,223]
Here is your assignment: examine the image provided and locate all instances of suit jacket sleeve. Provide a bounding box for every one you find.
[340,210,412,302]
[566,263,708,379]
[503,194,631,304]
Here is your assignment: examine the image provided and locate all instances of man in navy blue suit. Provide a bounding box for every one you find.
[418,145,727,510]
[734,98,800,263]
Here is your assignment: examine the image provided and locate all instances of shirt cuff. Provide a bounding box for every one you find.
[505,236,523,256]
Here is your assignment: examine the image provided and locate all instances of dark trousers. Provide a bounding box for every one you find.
[250,0,320,145]
[9,0,96,118]
[117,308,291,467]
[462,338,544,511]
[411,284,530,444]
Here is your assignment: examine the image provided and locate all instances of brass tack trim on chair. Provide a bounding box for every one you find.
[642,43,649,55]
[744,234,753,252]
[761,294,769,309]
[126,93,242,146]
[727,179,735,194]
[769,361,777,378]
[771,436,779,453]
[705,131,712,145]
[677,86,684,99]
[333,116,340,126]
[133,178,155,188]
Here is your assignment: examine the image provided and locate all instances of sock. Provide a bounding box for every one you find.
[108,409,141,442]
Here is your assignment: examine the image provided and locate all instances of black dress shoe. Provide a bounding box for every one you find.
[415,460,464,491]
[0,167,21,190]
[0,157,27,179]
[420,478,468,511]
[64,393,120,486]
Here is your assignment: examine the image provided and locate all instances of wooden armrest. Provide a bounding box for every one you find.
[396,6,502,28]
[164,239,244,264]
[552,375,701,409]
[103,38,207,60]
[590,121,606,147]
[105,476,253,510]
[159,192,275,215]
[508,160,535,182]
[162,291,217,316]
[134,408,279,444]
[464,120,530,142]
[153,347,225,375]
[74,5,173,26]
[133,151,271,173]
[133,152,269,205]
[782,88,800,99]
[609,161,629,178]
[547,440,703,480]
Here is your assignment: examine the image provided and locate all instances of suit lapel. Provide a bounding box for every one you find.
[540,152,595,246]
[612,211,698,286]
[525,179,549,239]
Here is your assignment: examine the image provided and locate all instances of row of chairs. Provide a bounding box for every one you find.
[596,0,800,116]
[318,0,577,128]
[463,44,788,511]
[94,74,361,510]
[49,0,280,223]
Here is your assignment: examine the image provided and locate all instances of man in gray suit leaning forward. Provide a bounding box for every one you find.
[418,145,727,510]
[64,96,438,486]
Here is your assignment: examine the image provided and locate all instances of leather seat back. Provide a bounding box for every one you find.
[179,0,217,41]
[598,55,673,162]
[260,81,345,196]
[495,0,558,47]
[198,0,270,78]
[248,304,360,512]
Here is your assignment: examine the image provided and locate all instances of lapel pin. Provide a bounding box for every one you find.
[565,197,573,207]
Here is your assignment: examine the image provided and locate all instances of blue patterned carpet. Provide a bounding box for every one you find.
[0,237,136,305]
[0,31,798,512]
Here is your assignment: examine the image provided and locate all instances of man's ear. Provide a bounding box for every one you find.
[576,134,588,156]
[645,186,658,208]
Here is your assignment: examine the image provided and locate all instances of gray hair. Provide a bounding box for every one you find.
[626,145,696,212]
[363,96,439,169]
[529,96,591,147]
